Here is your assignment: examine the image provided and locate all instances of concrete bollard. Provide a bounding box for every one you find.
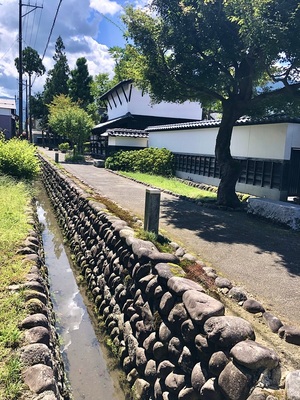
[144,188,161,234]
[55,152,59,163]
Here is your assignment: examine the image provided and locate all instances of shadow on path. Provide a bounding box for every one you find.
[161,197,300,277]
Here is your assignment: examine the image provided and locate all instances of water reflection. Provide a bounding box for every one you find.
[36,190,125,400]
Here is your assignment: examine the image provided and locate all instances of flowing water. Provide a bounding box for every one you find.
[36,187,125,400]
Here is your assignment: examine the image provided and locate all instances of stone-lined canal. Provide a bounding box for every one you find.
[36,187,125,400]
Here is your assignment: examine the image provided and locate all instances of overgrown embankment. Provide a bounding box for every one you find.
[0,176,32,399]
[0,139,69,400]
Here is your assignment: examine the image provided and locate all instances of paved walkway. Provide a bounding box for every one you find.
[39,149,300,327]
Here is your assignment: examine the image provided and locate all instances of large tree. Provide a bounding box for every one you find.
[31,92,48,129]
[15,46,45,142]
[68,57,93,110]
[43,36,70,106]
[123,0,300,207]
[109,45,145,85]
[48,95,94,154]
[89,72,114,123]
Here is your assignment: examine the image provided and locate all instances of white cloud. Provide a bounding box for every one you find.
[89,0,123,16]
[0,0,125,99]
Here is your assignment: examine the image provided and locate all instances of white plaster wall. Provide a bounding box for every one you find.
[149,129,217,154]
[231,124,287,159]
[129,88,202,119]
[177,171,282,200]
[236,183,282,200]
[284,123,300,159]
[149,123,290,159]
[108,136,148,148]
[176,171,220,186]
[106,85,131,119]
[107,85,202,121]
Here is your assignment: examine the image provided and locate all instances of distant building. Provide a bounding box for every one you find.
[91,80,202,158]
[95,128,148,158]
[0,98,16,139]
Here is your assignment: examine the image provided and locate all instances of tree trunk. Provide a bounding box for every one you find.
[215,102,242,208]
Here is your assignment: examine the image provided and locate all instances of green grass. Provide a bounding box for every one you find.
[0,175,32,399]
[118,171,217,202]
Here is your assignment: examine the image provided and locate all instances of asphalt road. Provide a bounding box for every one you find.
[39,148,300,328]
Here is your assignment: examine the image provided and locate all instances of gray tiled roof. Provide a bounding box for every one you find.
[104,128,148,138]
[145,115,300,132]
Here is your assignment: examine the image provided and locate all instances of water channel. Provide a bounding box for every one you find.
[36,186,125,400]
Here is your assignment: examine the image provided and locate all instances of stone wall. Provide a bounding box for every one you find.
[247,198,300,231]
[13,202,70,399]
[40,156,299,400]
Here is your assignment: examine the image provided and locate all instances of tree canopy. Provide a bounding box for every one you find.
[43,36,70,106]
[123,0,300,207]
[88,72,115,123]
[15,46,45,141]
[48,95,94,154]
[68,57,93,109]
[109,45,144,85]
[14,46,45,78]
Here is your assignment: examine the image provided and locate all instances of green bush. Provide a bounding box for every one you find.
[83,142,90,153]
[65,153,85,163]
[0,138,40,180]
[58,142,70,152]
[105,147,174,177]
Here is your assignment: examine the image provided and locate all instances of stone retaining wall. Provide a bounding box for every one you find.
[247,198,300,231]
[40,156,299,400]
[12,203,70,399]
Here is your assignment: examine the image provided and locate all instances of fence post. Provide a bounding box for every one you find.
[144,188,161,234]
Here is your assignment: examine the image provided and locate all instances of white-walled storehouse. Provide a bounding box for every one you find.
[91,80,202,157]
[104,80,202,121]
[147,116,300,201]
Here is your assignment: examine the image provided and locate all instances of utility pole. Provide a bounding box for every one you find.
[25,80,29,139]
[18,0,43,139]
[18,0,22,137]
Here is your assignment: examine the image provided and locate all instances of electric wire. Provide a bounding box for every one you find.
[32,0,63,87]
[41,0,63,61]
[23,2,30,44]
[33,0,44,49]
[0,36,18,62]
[29,2,37,46]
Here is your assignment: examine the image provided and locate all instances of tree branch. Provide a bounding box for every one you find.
[251,82,300,106]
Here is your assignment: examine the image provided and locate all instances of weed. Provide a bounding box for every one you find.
[0,139,40,180]
[136,229,172,253]
[0,356,24,400]
[118,171,217,202]
[0,176,31,399]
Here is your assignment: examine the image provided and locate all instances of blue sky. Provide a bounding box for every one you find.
[0,0,147,99]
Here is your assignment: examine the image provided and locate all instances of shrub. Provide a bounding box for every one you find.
[58,142,70,152]
[65,153,85,163]
[105,147,174,177]
[83,142,90,153]
[0,138,40,180]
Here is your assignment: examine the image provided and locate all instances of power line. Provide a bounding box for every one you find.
[32,0,62,87]
[33,0,44,49]
[23,0,42,51]
[29,2,37,45]
[41,0,63,61]
[0,36,18,62]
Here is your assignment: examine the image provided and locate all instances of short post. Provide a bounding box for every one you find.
[54,152,59,163]
[144,188,161,234]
